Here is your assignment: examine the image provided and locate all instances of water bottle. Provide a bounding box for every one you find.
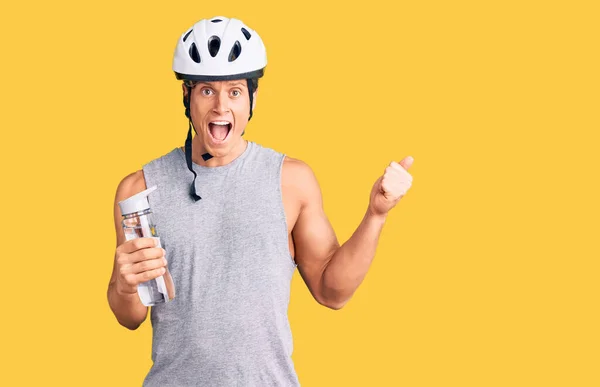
[118,185,175,306]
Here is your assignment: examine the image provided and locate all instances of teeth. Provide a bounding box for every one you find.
[210,121,230,125]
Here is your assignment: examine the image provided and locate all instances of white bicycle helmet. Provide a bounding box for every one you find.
[173,16,267,202]
[173,16,267,81]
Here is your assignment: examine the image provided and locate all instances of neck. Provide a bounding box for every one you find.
[182,137,248,167]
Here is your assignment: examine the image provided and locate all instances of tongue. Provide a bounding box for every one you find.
[211,124,229,140]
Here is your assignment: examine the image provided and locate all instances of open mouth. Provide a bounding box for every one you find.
[208,121,232,143]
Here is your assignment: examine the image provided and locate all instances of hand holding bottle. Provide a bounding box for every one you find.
[114,237,168,296]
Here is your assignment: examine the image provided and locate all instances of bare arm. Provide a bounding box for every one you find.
[107,170,150,330]
[319,210,387,309]
[290,157,414,310]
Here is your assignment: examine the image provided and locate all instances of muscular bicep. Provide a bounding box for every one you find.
[290,162,340,305]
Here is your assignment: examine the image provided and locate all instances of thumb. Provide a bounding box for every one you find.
[399,155,414,170]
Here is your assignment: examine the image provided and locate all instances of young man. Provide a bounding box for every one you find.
[107,16,414,386]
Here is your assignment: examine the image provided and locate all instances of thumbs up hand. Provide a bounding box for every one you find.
[368,156,414,217]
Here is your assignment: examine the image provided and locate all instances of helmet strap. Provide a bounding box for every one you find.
[183,85,213,201]
[184,120,202,201]
[243,79,254,136]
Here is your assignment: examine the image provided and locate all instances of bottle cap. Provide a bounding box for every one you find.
[118,185,157,216]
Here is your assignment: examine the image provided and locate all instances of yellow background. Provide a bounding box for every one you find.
[1,0,598,386]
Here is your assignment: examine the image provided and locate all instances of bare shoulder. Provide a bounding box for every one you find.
[282,156,321,207]
[115,170,147,202]
[282,155,312,173]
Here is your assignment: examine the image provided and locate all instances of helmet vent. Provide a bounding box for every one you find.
[211,19,223,23]
[183,29,193,42]
[241,28,251,40]
[228,41,242,62]
[208,36,221,57]
[189,43,201,63]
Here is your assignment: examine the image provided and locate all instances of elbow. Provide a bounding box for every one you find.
[115,311,147,331]
[317,294,349,310]
[317,268,352,310]
[121,320,143,331]
[317,281,350,310]
[115,314,143,330]
[111,312,144,331]
[324,302,345,310]
[107,288,146,330]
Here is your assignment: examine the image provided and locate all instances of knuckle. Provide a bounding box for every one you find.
[139,260,150,272]
[149,260,161,271]
[149,259,159,270]
[124,274,136,286]
[132,238,141,250]
[152,249,161,259]
[116,253,127,266]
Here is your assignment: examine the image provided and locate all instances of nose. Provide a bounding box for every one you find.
[212,91,231,114]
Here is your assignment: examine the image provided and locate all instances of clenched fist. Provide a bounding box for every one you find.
[368,156,414,217]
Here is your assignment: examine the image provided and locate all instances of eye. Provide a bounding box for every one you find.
[201,88,213,96]
[231,89,241,97]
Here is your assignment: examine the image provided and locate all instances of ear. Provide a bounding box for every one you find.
[252,89,258,111]
[182,82,188,97]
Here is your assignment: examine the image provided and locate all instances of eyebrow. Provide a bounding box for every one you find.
[195,81,246,88]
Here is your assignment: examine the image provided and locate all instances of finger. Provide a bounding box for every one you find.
[381,178,398,197]
[384,168,410,187]
[390,160,413,173]
[381,177,410,198]
[129,256,168,275]
[385,165,403,177]
[118,237,158,254]
[399,156,414,170]
[135,267,167,283]
[388,164,413,185]
[129,247,166,264]
[389,161,403,172]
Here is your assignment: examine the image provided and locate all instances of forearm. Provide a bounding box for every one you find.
[320,208,387,308]
[107,281,148,330]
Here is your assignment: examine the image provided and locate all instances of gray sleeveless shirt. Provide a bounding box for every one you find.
[140,141,300,386]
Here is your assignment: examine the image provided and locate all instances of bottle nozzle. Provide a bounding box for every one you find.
[118,185,158,216]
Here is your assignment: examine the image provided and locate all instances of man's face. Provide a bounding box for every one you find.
[183,80,256,157]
